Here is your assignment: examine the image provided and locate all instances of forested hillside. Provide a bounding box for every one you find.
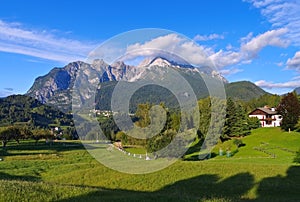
[0,95,73,127]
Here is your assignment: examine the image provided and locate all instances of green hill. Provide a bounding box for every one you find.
[94,80,268,111]
[225,81,269,101]
[211,127,300,163]
[0,95,73,127]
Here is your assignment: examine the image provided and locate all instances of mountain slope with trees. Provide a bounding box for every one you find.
[225,81,269,101]
[0,95,73,128]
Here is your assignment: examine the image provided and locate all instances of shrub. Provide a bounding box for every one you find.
[233,139,244,148]
[293,149,300,163]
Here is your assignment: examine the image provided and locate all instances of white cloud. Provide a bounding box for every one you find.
[245,0,300,46]
[193,33,224,41]
[225,44,235,51]
[255,79,300,89]
[0,88,15,97]
[0,19,288,77]
[276,62,284,67]
[124,29,288,72]
[280,53,288,57]
[286,51,300,71]
[0,20,97,63]
[255,48,300,92]
[240,32,254,44]
[292,75,300,80]
[208,50,242,68]
[125,34,212,67]
[219,68,243,76]
[241,28,289,58]
[208,28,288,68]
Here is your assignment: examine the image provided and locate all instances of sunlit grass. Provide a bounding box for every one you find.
[0,128,299,201]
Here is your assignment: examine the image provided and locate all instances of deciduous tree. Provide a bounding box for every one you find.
[0,126,21,148]
[277,92,300,131]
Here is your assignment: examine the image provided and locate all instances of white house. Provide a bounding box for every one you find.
[249,106,282,127]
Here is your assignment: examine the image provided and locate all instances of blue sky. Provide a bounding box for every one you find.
[1,0,300,96]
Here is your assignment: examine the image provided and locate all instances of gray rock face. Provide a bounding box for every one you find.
[27,61,106,111]
[26,57,228,112]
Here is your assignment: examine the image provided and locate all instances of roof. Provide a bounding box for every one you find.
[249,107,278,115]
[257,107,278,115]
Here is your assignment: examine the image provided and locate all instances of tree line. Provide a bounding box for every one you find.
[0,125,78,148]
[2,92,300,151]
[96,92,300,155]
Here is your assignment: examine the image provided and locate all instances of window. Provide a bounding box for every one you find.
[266,115,272,125]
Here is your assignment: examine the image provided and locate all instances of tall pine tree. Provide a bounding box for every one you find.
[222,98,250,138]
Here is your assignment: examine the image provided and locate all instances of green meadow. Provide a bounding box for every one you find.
[0,127,300,201]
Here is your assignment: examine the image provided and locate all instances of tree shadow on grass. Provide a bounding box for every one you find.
[0,172,40,182]
[183,153,218,161]
[58,172,255,202]
[184,138,203,156]
[0,141,102,157]
[256,166,300,202]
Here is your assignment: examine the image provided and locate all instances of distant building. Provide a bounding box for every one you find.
[249,106,282,127]
[114,140,123,149]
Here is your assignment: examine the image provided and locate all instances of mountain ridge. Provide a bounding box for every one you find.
[225,81,270,101]
[25,58,268,111]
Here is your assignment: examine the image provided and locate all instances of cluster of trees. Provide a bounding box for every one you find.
[222,98,260,138]
[198,97,260,141]
[97,98,261,154]
[114,103,183,154]
[0,126,50,147]
[243,94,281,112]
[0,125,78,148]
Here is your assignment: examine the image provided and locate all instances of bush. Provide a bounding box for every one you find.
[293,149,300,163]
[219,140,239,157]
[233,139,244,148]
[248,117,261,129]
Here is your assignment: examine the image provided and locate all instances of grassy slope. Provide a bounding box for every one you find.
[0,128,300,201]
[210,127,300,164]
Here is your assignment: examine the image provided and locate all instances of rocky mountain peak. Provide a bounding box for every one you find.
[147,57,172,67]
[92,59,107,68]
[111,61,126,69]
[26,58,229,111]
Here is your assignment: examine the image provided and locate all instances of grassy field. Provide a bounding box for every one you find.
[0,127,300,201]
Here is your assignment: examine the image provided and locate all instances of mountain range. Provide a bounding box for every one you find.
[26,57,269,112]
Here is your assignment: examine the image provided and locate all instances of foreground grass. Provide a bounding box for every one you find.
[0,128,300,201]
